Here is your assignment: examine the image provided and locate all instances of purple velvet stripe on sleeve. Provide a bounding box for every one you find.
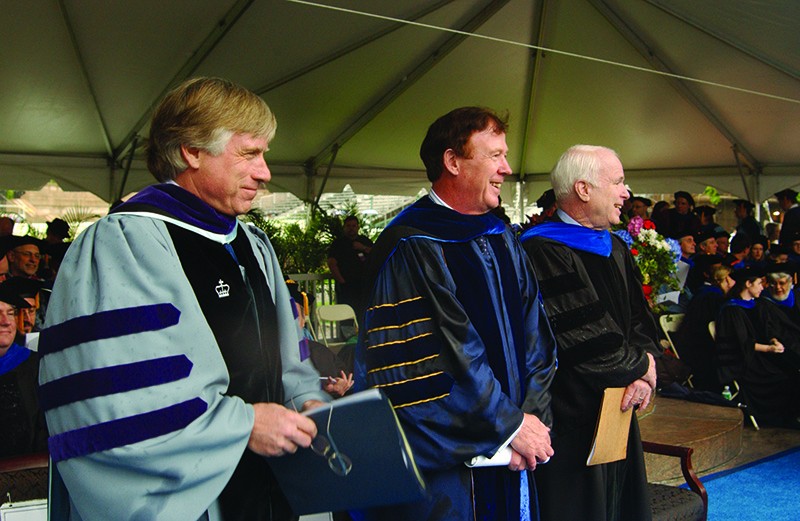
[39,355,193,411]
[48,397,208,463]
[299,337,310,361]
[38,303,181,356]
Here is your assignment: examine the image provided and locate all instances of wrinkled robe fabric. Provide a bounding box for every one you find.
[39,184,327,521]
[521,220,655,521]
[354,196,556,521]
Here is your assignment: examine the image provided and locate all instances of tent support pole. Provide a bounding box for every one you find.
[117,136,139,202]
[732,145,752,202]
[313,144,340,211]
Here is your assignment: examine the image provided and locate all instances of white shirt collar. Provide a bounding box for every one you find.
[428,189,454,210]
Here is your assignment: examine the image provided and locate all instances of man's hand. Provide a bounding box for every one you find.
[641,352,657,391]
[769,338,785,353]
[509,413,553,471]
[621,378,653,412]
[248,403,318,457]
[323,371,355,397]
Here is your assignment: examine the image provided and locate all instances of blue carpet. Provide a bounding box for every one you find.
[700,445,800,520]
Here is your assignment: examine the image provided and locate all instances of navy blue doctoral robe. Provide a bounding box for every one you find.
[354,196,556,521]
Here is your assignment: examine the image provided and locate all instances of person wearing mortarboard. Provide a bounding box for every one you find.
[715,265,800,428]
[775,188,800,246]
[665,190,701,240]
[5,236,44,280]
[694,204,726,236]
[733,199,763,243]
[628,195,652,219]
[0,277,46,336]
[0,283,48,458]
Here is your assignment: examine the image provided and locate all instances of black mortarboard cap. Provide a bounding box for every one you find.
[693,205,716,216]
[0,283,33,309]
[730,265,766,282]
[536,189,556,209]
[732,199,755,210]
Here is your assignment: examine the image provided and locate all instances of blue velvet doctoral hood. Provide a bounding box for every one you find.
[387,196,506,242]
[113,183,237,235]
[764,290,796,309]
[0,342,30,375]
[520,221,613,257]
[724,298,756,309]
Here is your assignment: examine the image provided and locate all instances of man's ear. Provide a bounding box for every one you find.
[180,144,202,170]
[575,180,591,202]
[443,149,460,177]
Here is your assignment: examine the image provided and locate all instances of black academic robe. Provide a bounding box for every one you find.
[673,286,726,391]
[0,346,48,458]
[715,299,800,426]
[522,225,655,521]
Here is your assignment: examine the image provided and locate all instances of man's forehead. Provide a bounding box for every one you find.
[469,128,507,146]
[14,244,39,253]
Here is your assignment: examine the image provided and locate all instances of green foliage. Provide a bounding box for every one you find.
[244,198,388,275]
[703,186,721,205]
[243,209,334,274]
[61,206,102,239]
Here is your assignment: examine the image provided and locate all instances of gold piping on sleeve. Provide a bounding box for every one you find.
[368,296,424,311]
[372,370,443,386]
[368,355,439,374]
[367,332,433,350]
[368,317,432,334]
[393,393,450,409]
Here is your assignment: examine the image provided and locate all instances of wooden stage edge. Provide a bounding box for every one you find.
[637,395,743,483]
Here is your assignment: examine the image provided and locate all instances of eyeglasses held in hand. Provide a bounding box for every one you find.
[290,398,352,476]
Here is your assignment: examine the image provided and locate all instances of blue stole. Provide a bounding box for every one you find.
[765,290,795,309]
[725,298,756,309]
[519,221,613,257]
[0,343,31,375]
[113,183,237,235]
[387,196,506,243]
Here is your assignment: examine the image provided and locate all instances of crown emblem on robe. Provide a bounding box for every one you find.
[215,279,230,298]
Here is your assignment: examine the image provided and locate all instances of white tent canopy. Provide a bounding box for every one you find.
[2,0,799,208]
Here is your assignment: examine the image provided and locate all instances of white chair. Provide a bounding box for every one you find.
[659,313,693,387]
[659,313,685,360]
[708,321,759,430]
[315,304,358,352]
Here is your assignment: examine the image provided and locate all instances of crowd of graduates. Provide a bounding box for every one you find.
[627,189,800,429]
[0,218,71,460]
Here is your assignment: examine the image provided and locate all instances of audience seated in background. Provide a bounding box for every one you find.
[527,188,557,227]
[715,267,800,428]
[685,254,724,295]
[285,280,354,398]
[765,221,780,245]
[629,196,651,219]
[0,278,45,336]
[715,230,730,256]
[651,200,671,233]
[694,205,725,236]
[746,236,769,269]
[673,265,735,392]
[787,231,800,264]
[762,263,800,324]
[767,243,790,265]
[0,217,14,237]
[694,230,718,257]
[733,199,762,241]
[725,232,751,269]
[5,237,43,280]
[0,285,48,458]
[775,188,800,246]
[664,191,700,240]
